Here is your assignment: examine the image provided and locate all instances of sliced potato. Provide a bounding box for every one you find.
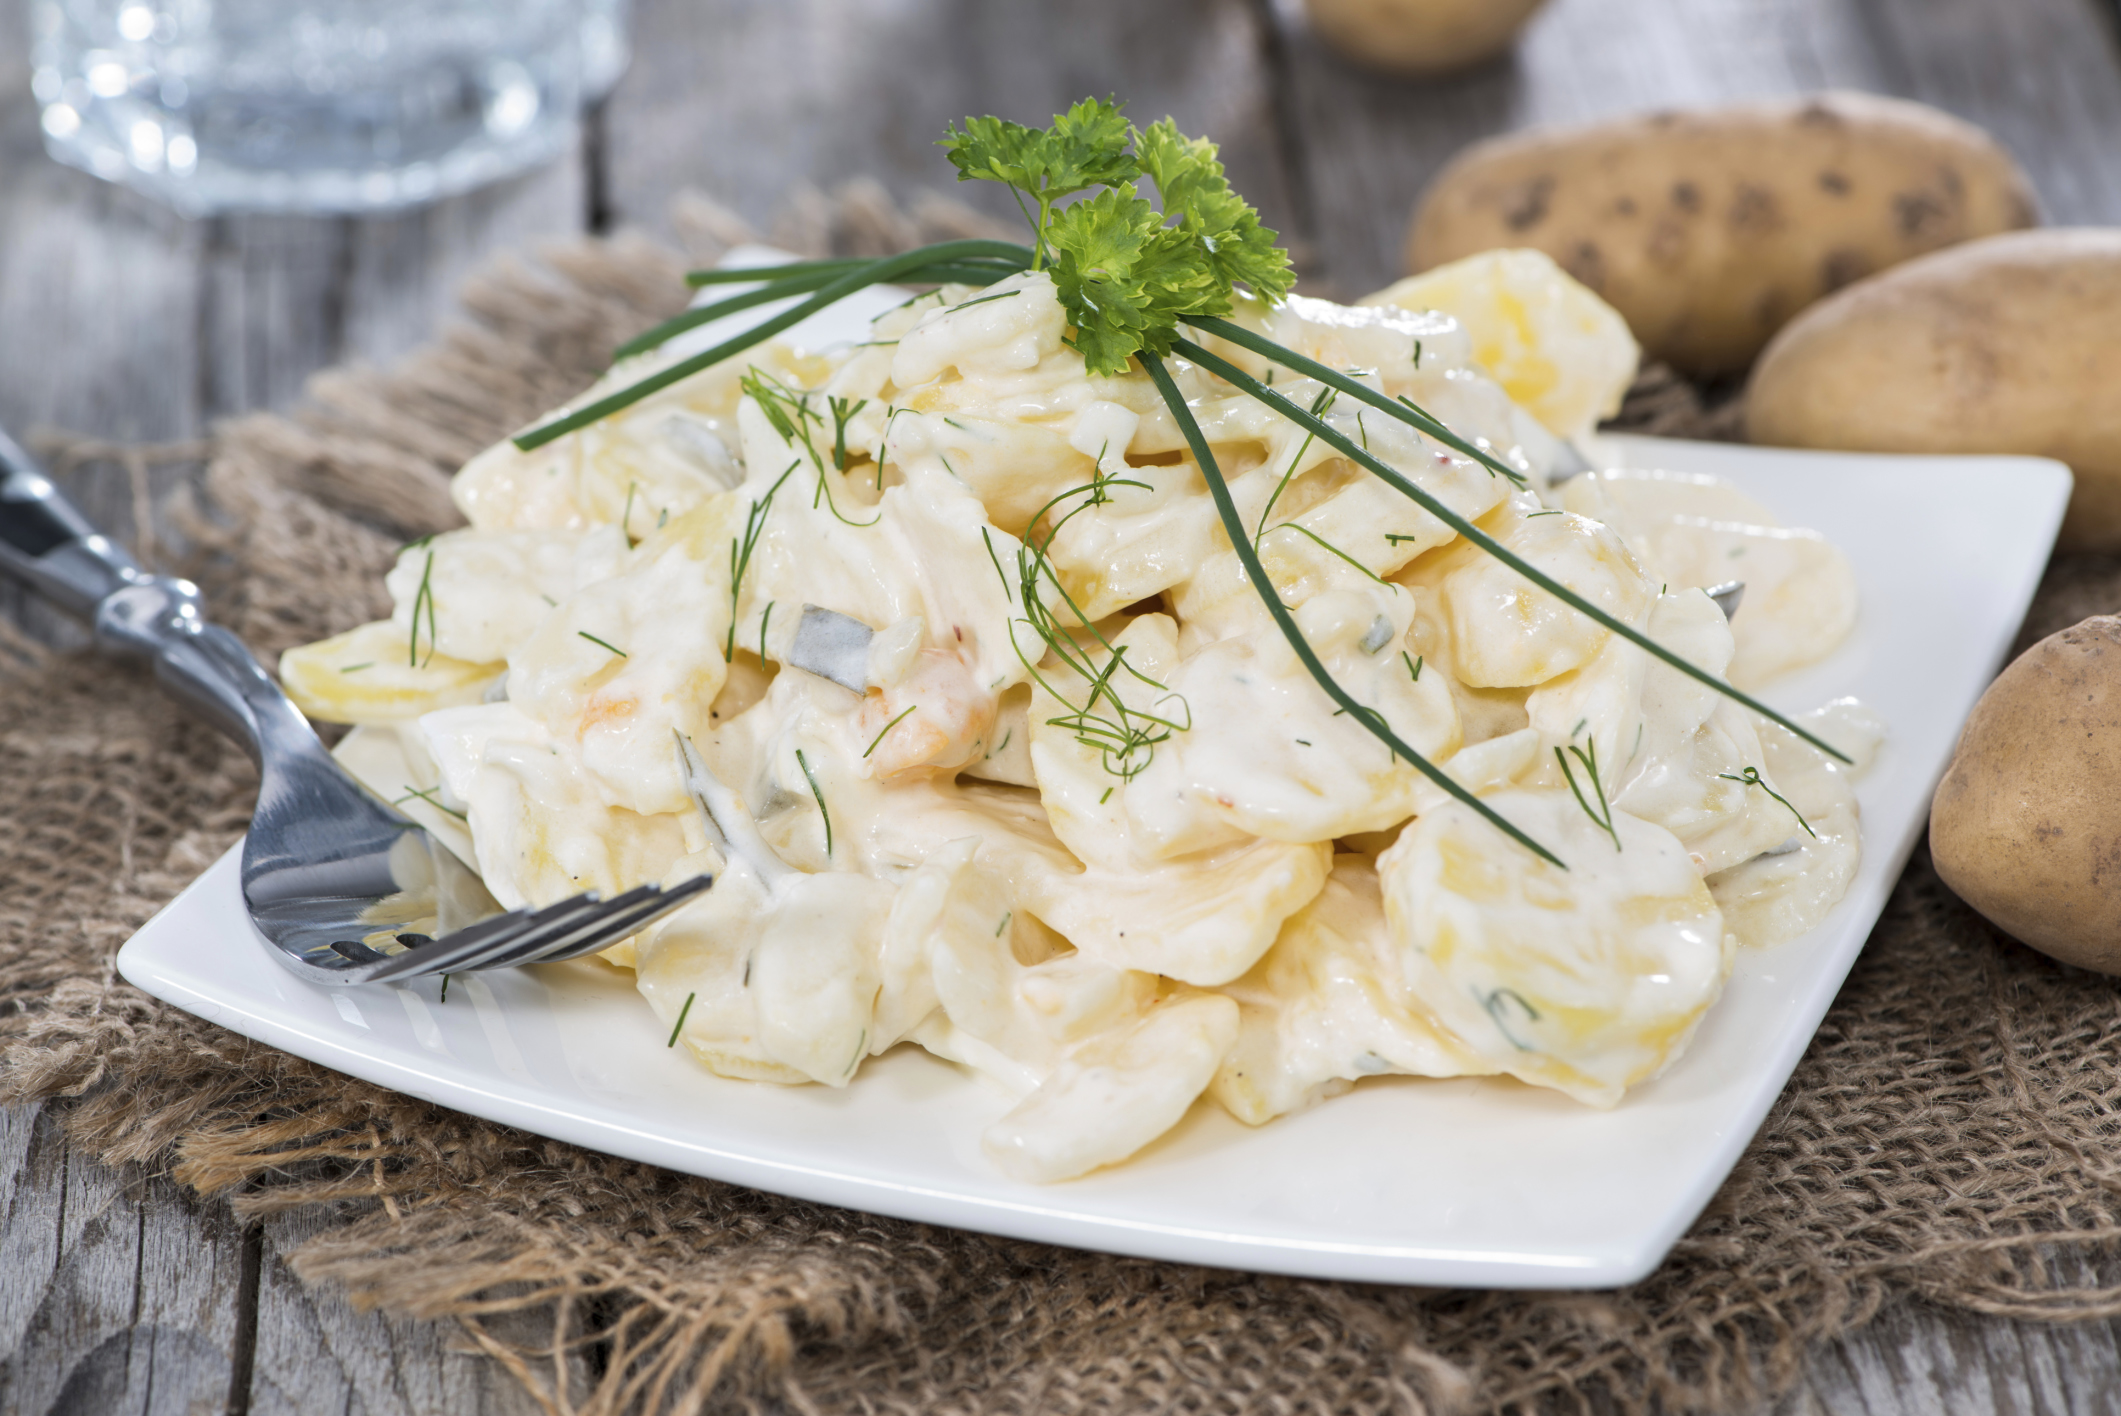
[278,618,500,725]
[1363,247,1639,441]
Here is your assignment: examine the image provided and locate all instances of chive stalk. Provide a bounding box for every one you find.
[1141,352,1565,869]
[1171,336,1852,766]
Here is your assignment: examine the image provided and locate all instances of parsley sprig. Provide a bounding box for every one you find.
[939,97,1137,267]
[508,98,1854,869]
[945,103,1294,373]
[518,99,1297,429]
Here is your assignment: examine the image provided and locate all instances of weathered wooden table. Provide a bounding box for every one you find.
[6,0,2121,1410]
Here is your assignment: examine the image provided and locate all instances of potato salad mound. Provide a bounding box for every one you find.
[284,250,1879,1183]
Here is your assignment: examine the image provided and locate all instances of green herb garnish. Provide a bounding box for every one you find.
[864,704,918,758]
[1142,352,1562,868]
[408,551,438,668]
[578,631,628,658]
[684,256,871,289]
[668,992,695,1047]
[519,239,1028,450]
[1255,386,1337,548]
[938,96,1139,265]
[873,406,903,491]
[1717,765,1819,839]
[947,289,1021,314]
[1170,337,1849,767]
[828,395,868,472]
[796,748,832,857]
[725,462,799,660]
[392,784,467,821]
[995,478,1192,781]
[1555,740,1621,853]
[1189,320,1529,489]
[1484,987,1540,1051]
[939,101,1291,372]
[742,369,880,529]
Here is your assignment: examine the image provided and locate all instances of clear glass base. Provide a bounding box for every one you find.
[30,0,611,216]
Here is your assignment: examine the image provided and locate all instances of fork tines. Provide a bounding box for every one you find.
[365,875,715,984]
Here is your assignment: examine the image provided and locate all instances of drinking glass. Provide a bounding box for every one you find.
[29,0,628,215]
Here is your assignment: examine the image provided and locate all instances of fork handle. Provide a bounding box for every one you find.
[0,423,147,614]
[0,425,303,762]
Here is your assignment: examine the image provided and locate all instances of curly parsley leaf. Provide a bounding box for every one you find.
[937,97,1137,264]
[1133,119,1294,303]
[1045,187,1224,374]
[937,102,1295,371]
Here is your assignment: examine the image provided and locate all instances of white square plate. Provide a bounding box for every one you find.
[116,436,2070,1288]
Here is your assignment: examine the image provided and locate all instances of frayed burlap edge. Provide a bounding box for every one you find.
[9,185,2121,1416]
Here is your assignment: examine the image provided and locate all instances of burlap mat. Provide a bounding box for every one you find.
[8,188,2121,1416]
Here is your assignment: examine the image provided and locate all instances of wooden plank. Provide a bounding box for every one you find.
[335,160,589,371]
[1266,0,2121,296]
[1853,0,2121,225]
[0,1102,60,1366]
[193,165,586,422]
[0,1102,555,1416]
[600,0,1297,253]
[0,1103,251,1416]
[1776,1286,2121,1416]
[245,1206,559,1416]
[194,157,588,419]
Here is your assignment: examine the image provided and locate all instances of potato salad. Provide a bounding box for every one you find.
[284,249,1879,1183]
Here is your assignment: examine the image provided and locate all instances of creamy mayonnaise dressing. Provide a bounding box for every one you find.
[286,251,1877,1183]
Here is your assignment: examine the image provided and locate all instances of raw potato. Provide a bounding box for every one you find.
[1931,616,2121,974]
[1747,229,2121,552]
[1304,0,1546,76]
[1408,92,2038,377]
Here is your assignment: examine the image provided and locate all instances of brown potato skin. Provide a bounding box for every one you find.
[1931,616,2121,974]
[1407,92,2037,377]
[1746,229,2121,551]
[1305,0,1547,76]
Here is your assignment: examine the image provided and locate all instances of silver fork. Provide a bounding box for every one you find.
[0,425,711,986]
